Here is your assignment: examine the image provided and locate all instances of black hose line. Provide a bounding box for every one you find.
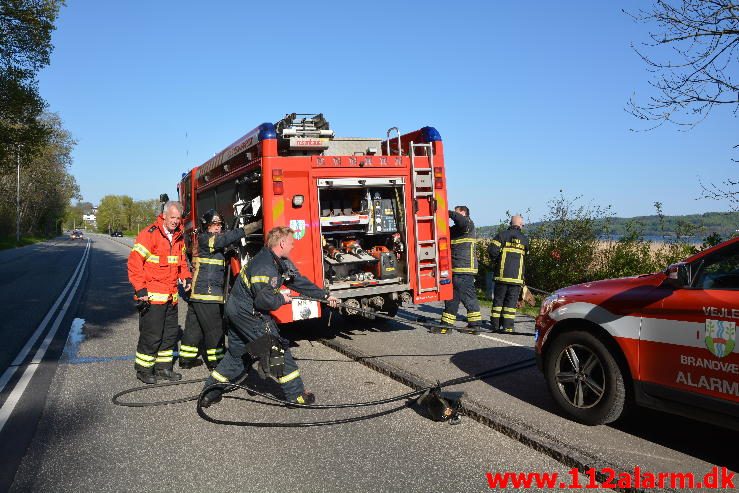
[111,377,208,407]
[196,398,410,428]
[112,357,535,428]
[111,293,542,425]
[194,357,537,427]
[199,357,535,411]
[526,286,553,296]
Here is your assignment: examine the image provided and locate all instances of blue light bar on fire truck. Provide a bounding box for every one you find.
[197,122,276,181]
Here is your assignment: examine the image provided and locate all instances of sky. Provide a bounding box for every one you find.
[38,1,738,226]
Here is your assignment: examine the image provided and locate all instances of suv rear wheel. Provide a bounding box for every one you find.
[544,330,627,425]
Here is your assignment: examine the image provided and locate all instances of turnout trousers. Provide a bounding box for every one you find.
[441,274,482,327]
[180,302,225,369]
[203,312,304,401]
[135,301,179,374]
[490,283,522,332]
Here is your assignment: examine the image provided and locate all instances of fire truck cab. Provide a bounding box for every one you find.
[178,113,453,324]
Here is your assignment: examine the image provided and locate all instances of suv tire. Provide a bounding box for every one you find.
[544,330,626,425]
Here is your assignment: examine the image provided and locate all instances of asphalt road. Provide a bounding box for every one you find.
[0,234,91,492]
[1,233,736,492]
[312,301,739,487]
[3,235,584,492]
[0,237,87,372]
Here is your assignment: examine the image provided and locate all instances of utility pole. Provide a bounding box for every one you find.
[16,145,22,244]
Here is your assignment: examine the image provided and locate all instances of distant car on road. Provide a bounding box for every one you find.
[536,237,738,430]
[110,230,123,237]
[70,230,83,240]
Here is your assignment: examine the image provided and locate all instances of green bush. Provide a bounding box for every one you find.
[524,195,610,292]
[476,194,703,295]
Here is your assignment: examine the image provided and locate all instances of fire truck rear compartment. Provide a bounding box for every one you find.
[318,178,410,314]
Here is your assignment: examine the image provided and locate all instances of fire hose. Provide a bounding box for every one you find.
[112,357,535,427]
[112,294,541,426]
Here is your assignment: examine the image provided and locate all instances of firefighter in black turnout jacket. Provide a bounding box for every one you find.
[488,215,529,332]
[179,210,262,370]
[439,206,482,330]
[200,226,339,407]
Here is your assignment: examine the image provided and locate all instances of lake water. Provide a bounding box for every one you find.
[599,234,704,245]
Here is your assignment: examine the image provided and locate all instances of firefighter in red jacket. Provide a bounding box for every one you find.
[127,201,192,384]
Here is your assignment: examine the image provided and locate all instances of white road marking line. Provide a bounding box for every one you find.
[0,240,91,394]
[0,239,90,433]
[477,333,529,348]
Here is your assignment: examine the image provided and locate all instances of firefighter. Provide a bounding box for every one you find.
[200,226,339,407]
[488,215,529,332]
[439,206,482,331]
[127,201,192,384]
[179,210,263,370]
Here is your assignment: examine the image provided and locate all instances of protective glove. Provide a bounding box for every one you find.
[243,219,263,235]
[136,298,151,315]
[326,295,339,308]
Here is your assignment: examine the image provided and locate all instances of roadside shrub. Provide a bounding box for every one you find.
[475,194,704,296]
[524,195,610,293]
[594,220,660,279]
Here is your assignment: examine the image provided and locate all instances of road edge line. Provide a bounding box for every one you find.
[0,240,91,434]
[0,240,90,395]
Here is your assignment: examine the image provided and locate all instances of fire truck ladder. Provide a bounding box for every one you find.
[410,142,440,294]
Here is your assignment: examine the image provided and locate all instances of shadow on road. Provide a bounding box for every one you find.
[612,408,739,472]
[450,345,739,472]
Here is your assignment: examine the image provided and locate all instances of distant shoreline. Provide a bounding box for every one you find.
[598,234,704,245]
[476,211,738,241]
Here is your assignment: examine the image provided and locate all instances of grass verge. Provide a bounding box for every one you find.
[0,236,50,250]
[477,290,541,318]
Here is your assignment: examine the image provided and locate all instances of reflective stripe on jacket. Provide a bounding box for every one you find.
[127,215,191,304]
[225,247,327,325]
[449,210,478,274]
[190,228,245,303]
[488,226,529,285]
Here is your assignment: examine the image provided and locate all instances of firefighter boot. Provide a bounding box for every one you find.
[431,321,455,334]
[179,358,203,370]
[200,388,223,408]
[489,317,501,333]
[291,391,316,406]
[136,371,157,385]
[155,367,183,381]
[459,323,481,335]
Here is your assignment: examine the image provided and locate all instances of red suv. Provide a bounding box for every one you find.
[536,238,738,430]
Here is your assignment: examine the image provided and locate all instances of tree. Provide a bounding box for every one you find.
[63,201,84,230]
[96,195,125,233]
[0,0,64,170]
[63,200,94,230]
[0,112,79,237]
[628,0,738,209]
[131,199,159,233]
[96,195,160,234]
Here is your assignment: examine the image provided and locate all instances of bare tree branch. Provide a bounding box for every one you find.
[628,0,738,210]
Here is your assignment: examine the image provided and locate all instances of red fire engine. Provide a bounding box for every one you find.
[178,113,453,323]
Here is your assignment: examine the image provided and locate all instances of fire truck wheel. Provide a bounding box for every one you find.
[544,330,626,426]
[383,300,399,317]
